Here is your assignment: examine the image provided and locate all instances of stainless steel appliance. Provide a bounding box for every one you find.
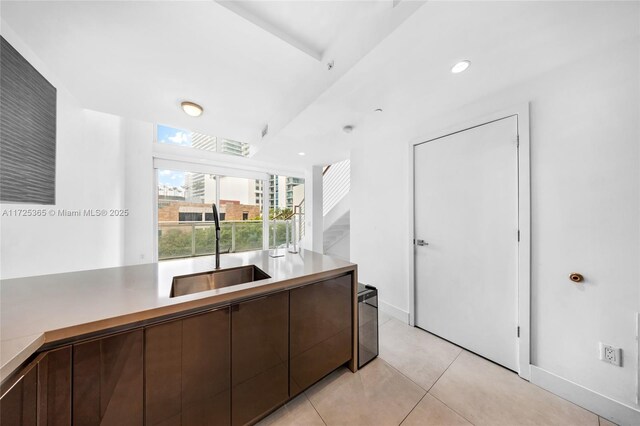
[358,283,378,368]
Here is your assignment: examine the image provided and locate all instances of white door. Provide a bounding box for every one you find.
[414,116,519,371]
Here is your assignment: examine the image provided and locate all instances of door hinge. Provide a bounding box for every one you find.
[516,134,520,148]
[517,326,520,338]
[517,230,520,242]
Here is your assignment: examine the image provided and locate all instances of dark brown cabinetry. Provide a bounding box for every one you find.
[0,358,37,426]
[1,271,355,426]
[38,346,72,425]
[145,307,231,426]
[231,291,289,426]
[290,275,352,396]
[73,330,143,426]
[0,346,71,426]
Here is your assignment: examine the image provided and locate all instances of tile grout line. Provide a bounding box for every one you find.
[423,350,479,425]
[377,323,463,393]
[376,354,464,426]
[303,391,328,426]
[300,321,463,426]
[377,357,429,394]
[395,349,468,426]
[398,391,428,426]
[416,349,476,425]
[429,390,476,426]
[426,349,463,393]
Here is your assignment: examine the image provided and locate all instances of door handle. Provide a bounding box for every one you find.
[416,239,428,246]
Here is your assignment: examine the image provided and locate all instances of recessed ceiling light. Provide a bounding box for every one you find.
[181,101,203,117]
[342,125,354,133]
[298,152,306,156]
[451,60,470,74]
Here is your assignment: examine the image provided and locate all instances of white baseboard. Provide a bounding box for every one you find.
[530,366,640,426]
[378,300,410,324]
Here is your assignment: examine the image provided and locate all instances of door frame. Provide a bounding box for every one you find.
[407,103,531,380]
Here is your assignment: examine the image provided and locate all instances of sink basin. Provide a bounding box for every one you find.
[170,265,271,297]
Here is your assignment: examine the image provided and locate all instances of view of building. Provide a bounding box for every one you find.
[219,138,250,157]
[158,199,260,222]
[254,175,305,211]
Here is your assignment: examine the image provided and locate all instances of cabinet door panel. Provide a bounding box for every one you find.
[145,308,231,426]
[0,362,37,426]
[38,346,71,426]
[290,275,352,395]
[182,309,230,426]
[232,292,288,426]
[144,320,182,426]
[73,330,143,426]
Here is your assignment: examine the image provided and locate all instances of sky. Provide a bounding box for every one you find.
[158,169,184,187]
[157,125,189,187]
[158,124,191,147]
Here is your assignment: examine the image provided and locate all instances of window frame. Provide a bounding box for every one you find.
[152,125,305,262]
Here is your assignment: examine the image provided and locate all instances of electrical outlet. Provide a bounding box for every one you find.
[599,342,622,366]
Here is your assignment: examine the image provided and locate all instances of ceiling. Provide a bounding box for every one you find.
[252,1,640,167]
[0,0,423,153]
[1,1,638,170]
[216,0,376,60]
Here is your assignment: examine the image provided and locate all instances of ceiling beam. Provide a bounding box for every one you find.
[215,0,323,61]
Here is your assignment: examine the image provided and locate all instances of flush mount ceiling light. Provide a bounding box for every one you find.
[451,60,471,74]
[374,108,383,113]
[298,152,306,156]
[342,125,354,134]
[181,101,203,117]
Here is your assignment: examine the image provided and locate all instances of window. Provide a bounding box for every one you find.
[219,176,263,253]
[157,125,251,157]
[267,175,305,248]
[179,212,202,222]
[157,169,264,259]
[157,169,219,259]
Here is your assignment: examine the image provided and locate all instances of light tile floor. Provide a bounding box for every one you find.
[259,317,616,426]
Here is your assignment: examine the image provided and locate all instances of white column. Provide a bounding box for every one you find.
[304,165,324,253]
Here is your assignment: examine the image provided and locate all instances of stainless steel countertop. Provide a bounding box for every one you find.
[1,249,356,382]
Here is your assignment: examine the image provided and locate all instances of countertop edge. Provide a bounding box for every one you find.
[0,334,45,385]
[1,263,356,383]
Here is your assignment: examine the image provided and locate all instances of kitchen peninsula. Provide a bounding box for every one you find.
[0,250,357,425]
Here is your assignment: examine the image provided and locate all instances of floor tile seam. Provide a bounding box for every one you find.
[427,390,477,426]
[303,390,329,426]
[430,353,601,426]
[376,356,429,394]
[398,392,429,426]
[425,348,464,393]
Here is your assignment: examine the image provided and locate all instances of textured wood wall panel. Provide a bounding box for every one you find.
[0,36,56,204]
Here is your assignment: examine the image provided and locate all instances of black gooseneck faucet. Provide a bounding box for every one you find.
[212,203,221,269]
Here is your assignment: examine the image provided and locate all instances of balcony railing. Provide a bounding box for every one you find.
[158,218,302,260]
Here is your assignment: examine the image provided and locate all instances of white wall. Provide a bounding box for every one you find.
[123,119,155,266]
[0,106,127,278]
[0,23,156,278]
[302,166,324,253]
[325,233,350,262]
[0,24,120,278]
[351,38,639,409]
